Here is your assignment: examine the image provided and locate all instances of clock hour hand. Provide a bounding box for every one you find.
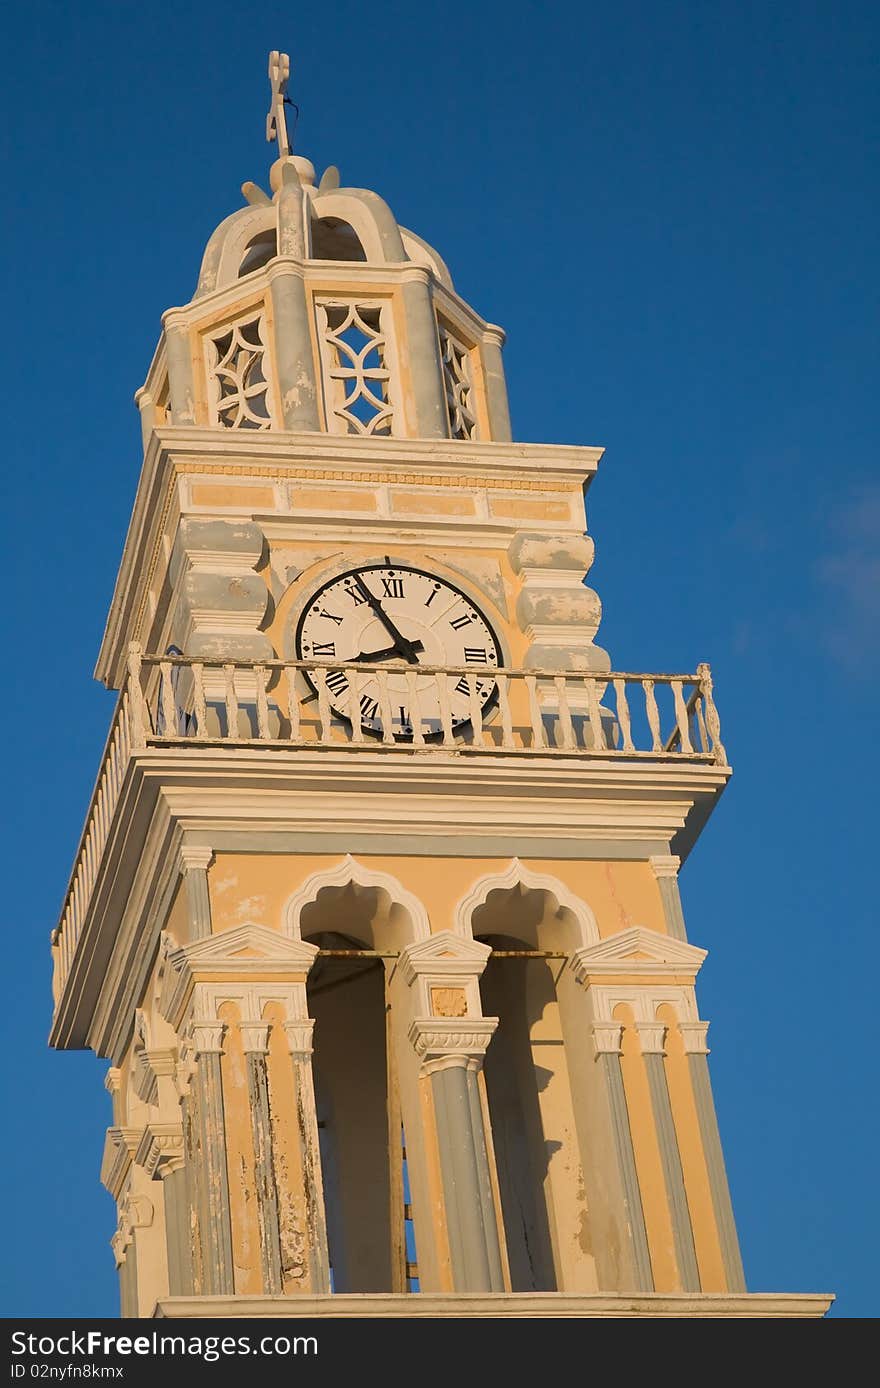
[353,574,421,665]
[355,640,425,664]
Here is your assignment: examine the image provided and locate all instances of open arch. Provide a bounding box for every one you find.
[457,861,599,1294]
[285,856,429,947]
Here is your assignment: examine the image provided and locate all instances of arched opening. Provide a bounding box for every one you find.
[472,880,595,1293]
[310,215,368,262]
[238,229,277,277]
[299,877,418,1292]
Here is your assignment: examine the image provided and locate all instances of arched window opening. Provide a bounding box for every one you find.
[473,882,593,1294]
[300,879,417,1293]
[238,229,277,277]
[310,216,368,262]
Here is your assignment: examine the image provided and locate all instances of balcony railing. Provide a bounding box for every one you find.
[51,644,726,1005]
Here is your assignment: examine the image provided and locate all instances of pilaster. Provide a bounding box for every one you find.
[681,1023,746,1292]
[635,1021,700,1291]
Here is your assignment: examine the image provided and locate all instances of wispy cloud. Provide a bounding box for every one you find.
[817,482,880,671]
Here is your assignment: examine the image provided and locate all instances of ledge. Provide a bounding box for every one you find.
[154,1291,834,1319]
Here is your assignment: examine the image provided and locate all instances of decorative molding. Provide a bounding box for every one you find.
[178,844,214,873]
[189,1021,226,1055]
[635,1022,667,1055]
[408,1016,498,1066]
[239,1022,271,1054]
[591,1022,624,1056]
[398,930,491,985]
[160,923,320,1029]
[570,926,706,983]
[453,857,599,945]
[100,1127,142,1200]
[136,1123,185,1179]
[649,854,681,880]
[679,1021,711,1055]
[283,1019,316,1058]
[284,854,430,942]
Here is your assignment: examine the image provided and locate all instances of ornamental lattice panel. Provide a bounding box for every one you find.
[438,321,478,440]
[316,299,395,436]
[206,315,273,429]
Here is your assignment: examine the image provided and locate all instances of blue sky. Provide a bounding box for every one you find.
[1,0,876,1318]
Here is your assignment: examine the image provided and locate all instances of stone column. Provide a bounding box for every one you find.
[636,1022,700,1291]
[267,263,322,431]
[163,315,196,425]
[409,1019,505,1293]
[399,268,448,439]
[136,1124,190,1296]
[591,1021,654,1292]
[480,325,512,442]
[283,1018,331,1293]
[179,845,213,941]
[189,1021,235,1295]
[241,1021,284,1295]
[650,855,688,941]
[680,1022,746,1292]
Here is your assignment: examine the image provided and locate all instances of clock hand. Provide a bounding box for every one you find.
[355,640,425,664]
[353,574,421,665]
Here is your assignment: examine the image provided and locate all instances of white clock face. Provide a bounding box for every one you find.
[295,563,502,739]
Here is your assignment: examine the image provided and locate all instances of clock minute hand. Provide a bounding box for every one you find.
[355,640,425,664]
[353,575,421,665]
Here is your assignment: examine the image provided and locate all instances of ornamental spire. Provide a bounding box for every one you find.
[266,50,293,157]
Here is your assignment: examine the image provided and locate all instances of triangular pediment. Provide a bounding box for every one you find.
[173,923,319,968]
[574,927,706,969]
[400,930,491,983]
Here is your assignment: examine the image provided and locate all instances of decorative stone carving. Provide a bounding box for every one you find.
[136,1124,185,1179]
[168,518,273,667]
[316,300,395,436]
[206,316,274,430]
[438,321,478,440]
[408,1016,498,1067]
[509,530,610,672]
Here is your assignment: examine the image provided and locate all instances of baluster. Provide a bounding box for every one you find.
[127,642,147,751]
[118,692,130,764]
[377,669,395,745]
[497,673,514,750]
[693,686,709,754]
[525,675,544,750]
[255,665,270,740]
[613,678,635,752]
[643,678,662,752]
[406,669,424,747]
[554,675,576,751]
[224,664,239,739]
[192,662,207,735]
[159,660,176,737]
[349,668,364,743]
[671,680,693,754]
[285,667,301,743]
[697,662,727,764]
[96,783,107,846]
[584,677,604,750]
[315,668,332,743]
[467,674,485,748]
[437,672,455,747]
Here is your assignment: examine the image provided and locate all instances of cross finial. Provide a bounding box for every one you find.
[266,50,292,156]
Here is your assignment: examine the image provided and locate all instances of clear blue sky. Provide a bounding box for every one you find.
[1,0,876,1318]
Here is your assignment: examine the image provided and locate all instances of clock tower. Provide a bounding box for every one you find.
[50,53,831,1319]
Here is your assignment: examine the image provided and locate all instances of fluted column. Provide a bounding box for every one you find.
[636,1021,700,1291]
[136,1124,190,1296]
[189,1021,234,1295]
[241,1022,283,1294]
[650,855,688,941]
[591,1021,653,1291]
[680,1022,746,1292]
[283,1018,331,1293]
[179,845,213,941]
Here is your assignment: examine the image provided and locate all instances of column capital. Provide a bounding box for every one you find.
[136,1123,185,1179]
[679,1021,710,1054]
[635,1021,667,1055]
[189,1021,225,1055]
[592,1021,624,1056]
[408,1017,498,1070]
[649,853,681,880]
[179,843,213,874]
[240,1022,271,1055]
[283,1019,316,1059]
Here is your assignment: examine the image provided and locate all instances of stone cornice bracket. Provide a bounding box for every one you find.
[100,1127,143,1200]
[679,1021,710,1055]
[635,1021,668,1055]
[408,1017,498,1074]
[649,854,682,880]
[178,843,214,874]
[571,926,707,986]
[592,1021,625,1056]
[283,1019,316,1059]
[136,1123,185,1178]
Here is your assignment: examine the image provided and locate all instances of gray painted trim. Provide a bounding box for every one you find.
[643,1054,700,1291]
[195,1053,235,1295]
[163,1167,191,1296]
[187,830,668,861]
[184,867,212,941]
[598,1052,653,1292]
[269,271,322,431]
[119,1248,138,1318]
[290,1055,331,1294]
[246,1053,283,1295]
[688,1054,746,1292]
[430,1065,494,1291]
[400,278,448,439]
[657,876,687,941]
[465,1067,505,1291]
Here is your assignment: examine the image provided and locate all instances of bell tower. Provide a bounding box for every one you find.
[50,53,831,1319]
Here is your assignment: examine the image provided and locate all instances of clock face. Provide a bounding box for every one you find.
[295,563,502,740]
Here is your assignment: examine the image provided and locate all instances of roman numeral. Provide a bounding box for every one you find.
[345,585,369,606]
[449,612,473,631]
[325,669,349,696]
[312,642,336,656]
[424,583,442,607]
[454,676,473,696]
[464,647,486,663]
[398,706,409,726]
[318,609,344,625]
[359,695,380,720]
[381,576,405,598]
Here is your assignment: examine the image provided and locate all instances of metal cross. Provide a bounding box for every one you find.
[266,50,292,156]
